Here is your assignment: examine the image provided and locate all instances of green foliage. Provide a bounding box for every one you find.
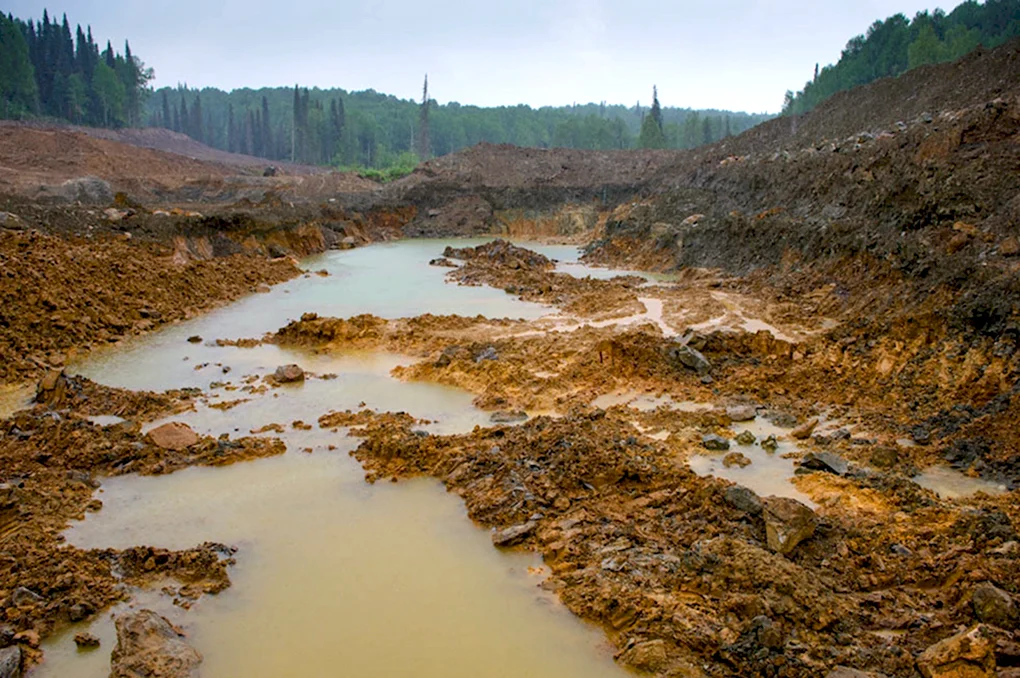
[638,86,667,149]
[784,0,1020,116]
[0,10,152,126]
[0,13,38,117]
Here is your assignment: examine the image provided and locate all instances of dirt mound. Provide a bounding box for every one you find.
[0,123,379,203]
[0,228,299,384]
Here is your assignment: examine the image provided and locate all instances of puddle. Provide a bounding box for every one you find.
[687,417,816,507]
[36,455,627,678]
[38,239,631,677]
[913,466,1008,499]
[86,415,126,427]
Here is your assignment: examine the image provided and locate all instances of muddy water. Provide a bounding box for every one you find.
[39,239,629,677]
[913,465,1008,499]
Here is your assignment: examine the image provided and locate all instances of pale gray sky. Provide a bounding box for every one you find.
[7,0,965,112]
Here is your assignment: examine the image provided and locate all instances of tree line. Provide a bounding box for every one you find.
[0,10,151,125]
[145,82,770,169]
[783,0,1020,116]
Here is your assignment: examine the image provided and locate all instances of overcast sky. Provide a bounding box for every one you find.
[7,0,965,113]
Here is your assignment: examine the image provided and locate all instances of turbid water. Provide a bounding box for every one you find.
[36,239,631,678]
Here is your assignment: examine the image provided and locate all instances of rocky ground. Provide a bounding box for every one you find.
[0,38,1016,678]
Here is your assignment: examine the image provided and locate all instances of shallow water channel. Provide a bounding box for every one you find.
[35,240,636,677]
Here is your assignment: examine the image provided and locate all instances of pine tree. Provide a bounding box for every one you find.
[416,74,430,160]
[637,86,666,149]
[261,96,272,159]
[161,90,171,130]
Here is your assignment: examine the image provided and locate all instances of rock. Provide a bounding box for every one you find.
[890,543,912,556]
[801,451,849,476]
[671,344,712,375]
[74,632,100,648]
[68,602,94,622]
[917,625,996,678]
[103,208,131,223]
[912,426,932,445]
[761,435,779,453]
[791,418,819,440]
[702,434,730,451]
[735,430,756,446]
[0,212,24,230]
[429,257,458,267]
[339,236,358,250]
[727,405,758,422]
[491,521,538,547]
[723,452,752,468]
[45,176,113,204]
[110,610,202,678]
[0,646,20,678]
[724,485,763,515]
[1001,237,1020,257]
[146,422,200,451]
[621,639,668,672]
[273,364,305,383]
[762,497,817,556]
[11,631,37,648]
[10,587,44,607]
[870,446,899,468]
[186,335,202,344]
[750,615,784,649]
[34,369,69,406]
[474,346,499,363]
[490,410,528,424]
[971,582,1017,629]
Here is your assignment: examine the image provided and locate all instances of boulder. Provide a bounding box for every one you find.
[800,451,849,476]
[735,430,756,446]
[0,646,20,678]
[791,419,819,440]
[273,364,305,383]
[702,434,730,451]
[0,212,24,230]
[917,625,996,678]
[761,435,779,453]
[762,497,816,555]
[971,582,1017,629]
[727,405,758,422]
[491,521,538,547]
[146,422,200,451]
[110,610,202,678]
[724,485,763,515]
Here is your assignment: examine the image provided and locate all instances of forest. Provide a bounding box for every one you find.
[0,11,151,126]
[783,0,1020,115]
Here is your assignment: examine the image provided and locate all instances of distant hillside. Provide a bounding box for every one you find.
[783,0,1020,115]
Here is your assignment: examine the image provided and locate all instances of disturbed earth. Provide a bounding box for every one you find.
[0,38,1019,678]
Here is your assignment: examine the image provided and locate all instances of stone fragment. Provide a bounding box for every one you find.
[110,610,202,678]
[0,646,20,678]
[916,625,996,678]
[186,335,202,344]
[971,582,1017,629]
[791,419,819,440]
[10,588,44,607]
[621,639,668,672]
[1000,237,1020,256]
[801,451,849,476]
[672,344,712,375]
[870,447,899,468]
[724,485,763,515]
[702,434,730,451]
[146,422,200,451]
[490,411,528,424]
[491,521,538,547]
[273,364,305,383]
[761,435,779,453]
[826,668,887,678]
[762,497,816,555]
[74,632,100,648]
[735,430,756,446]
[723,452,751,468]
[727,405,757,422]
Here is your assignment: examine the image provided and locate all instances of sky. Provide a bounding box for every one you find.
[6,0,966,113]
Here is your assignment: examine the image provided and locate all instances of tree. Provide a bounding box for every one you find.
[637,86,666,149]
[416,74,431,160]
[0,14,39,117]
[92,61,124,126]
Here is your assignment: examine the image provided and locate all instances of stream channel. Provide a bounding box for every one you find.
[33,239,640,678]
